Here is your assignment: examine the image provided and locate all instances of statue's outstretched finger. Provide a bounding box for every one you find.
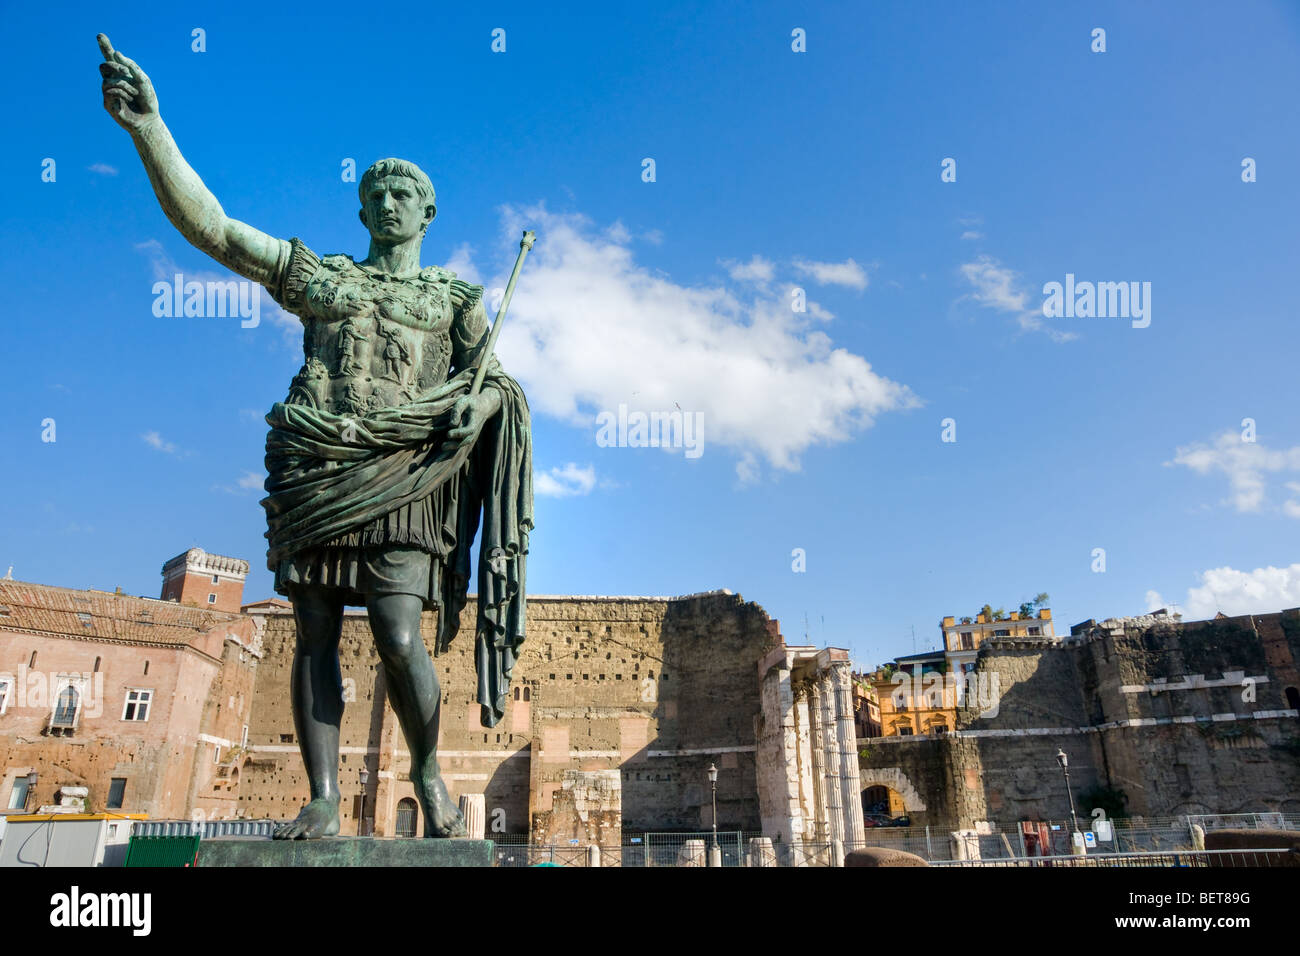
[97,33,115,60]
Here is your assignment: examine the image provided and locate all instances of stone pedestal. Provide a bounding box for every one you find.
[196,837,493,867]
[747,836,775,867]
[458,793,486,840]
[677,839,706,867]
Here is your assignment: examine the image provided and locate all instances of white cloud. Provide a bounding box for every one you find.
[1144,589,1166,612]
[536,463,597,498]
[722,255,775,285]
[1168,431,1300,516]
[960,231,983,241]
[792,257,868,290]
[443,242,482,284]
[467,205,918,480]
[88,163,118,176]
[959,255,1076,342]
[1153,564,1300,619]
[141,431,178,454]
[213,470,265,495]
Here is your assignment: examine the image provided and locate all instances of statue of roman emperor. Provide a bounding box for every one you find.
[99,35,534,839]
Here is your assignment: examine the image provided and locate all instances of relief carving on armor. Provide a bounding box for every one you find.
[286,357,329,408]
[376,320,413,382]
[335,308,375,376]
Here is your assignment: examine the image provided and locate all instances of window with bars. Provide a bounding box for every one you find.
[395,798,418,838]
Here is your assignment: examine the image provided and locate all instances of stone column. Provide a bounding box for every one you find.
[793,684,816,840]
[755,649,803,844]
[458,792,486,840]
[819,672,845,847]
[807,680,829,842]
[833,662,866,848]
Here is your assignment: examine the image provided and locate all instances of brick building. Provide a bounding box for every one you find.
[0,551,260,820]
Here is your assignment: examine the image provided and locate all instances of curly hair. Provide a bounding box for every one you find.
[358,158,436,218]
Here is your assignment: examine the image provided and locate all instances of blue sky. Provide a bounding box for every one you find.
[4,0,1299,670]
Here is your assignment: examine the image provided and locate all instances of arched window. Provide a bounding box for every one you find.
[513,686,520,701]
[53,685,79,727]
[93,657,101,673]
[523,686,530,701]
[395,798,418,838]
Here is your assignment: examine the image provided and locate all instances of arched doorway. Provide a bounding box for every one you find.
[862,785,890,816]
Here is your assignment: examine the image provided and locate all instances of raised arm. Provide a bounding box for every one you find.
[98,34,281,285]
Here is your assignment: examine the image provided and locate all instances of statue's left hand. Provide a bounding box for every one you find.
[447,390,501,451]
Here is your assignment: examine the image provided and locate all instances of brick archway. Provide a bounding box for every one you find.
[858,767,926,812]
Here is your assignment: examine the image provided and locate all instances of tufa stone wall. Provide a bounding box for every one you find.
[238,591,781,837]
[860,610,1300,830]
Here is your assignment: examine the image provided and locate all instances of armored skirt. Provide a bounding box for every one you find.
[259,237,534,727]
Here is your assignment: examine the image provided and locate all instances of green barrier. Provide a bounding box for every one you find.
[124,834,201,867]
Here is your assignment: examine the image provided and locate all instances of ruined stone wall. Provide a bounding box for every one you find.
[858,611,1300,830]
[238,591,779,837]
[1078,612,1300,818]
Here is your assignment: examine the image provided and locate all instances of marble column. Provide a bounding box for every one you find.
[458,792,486,840]
[807,680,830,842]
[819,672,845,847]
[833,662,866,847]
[792,684,816,840]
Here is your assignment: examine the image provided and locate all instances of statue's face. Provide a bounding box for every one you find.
[359,175,434,244]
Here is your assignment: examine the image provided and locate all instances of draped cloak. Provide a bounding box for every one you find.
[258,237,533,728]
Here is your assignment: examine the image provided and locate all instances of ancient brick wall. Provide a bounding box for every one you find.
[238,591,780,837]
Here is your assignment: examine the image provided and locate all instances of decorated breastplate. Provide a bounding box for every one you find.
[285,256,456,416]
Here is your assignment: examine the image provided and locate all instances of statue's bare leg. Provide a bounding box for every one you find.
[366,592,467,837]
[274,584,344,840]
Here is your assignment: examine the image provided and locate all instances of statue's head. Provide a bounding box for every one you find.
[358,158,437,245]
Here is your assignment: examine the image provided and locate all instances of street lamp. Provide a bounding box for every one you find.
[1055,749,1083,854]
[358,767,369,837]
[707,763,718,845]
[707,763,720,867]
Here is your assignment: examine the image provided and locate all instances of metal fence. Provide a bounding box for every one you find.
[131,819,277,839]
[933,848,1294,868]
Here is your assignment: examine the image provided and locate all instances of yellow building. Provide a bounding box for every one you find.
[942,608,1054,676]
[873,650,957,738]
[861,606,1055,741]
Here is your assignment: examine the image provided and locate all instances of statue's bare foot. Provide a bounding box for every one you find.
[273,798,340,840]
[416,768,467,838]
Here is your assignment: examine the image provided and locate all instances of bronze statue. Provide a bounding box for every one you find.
[99,34,534,839]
